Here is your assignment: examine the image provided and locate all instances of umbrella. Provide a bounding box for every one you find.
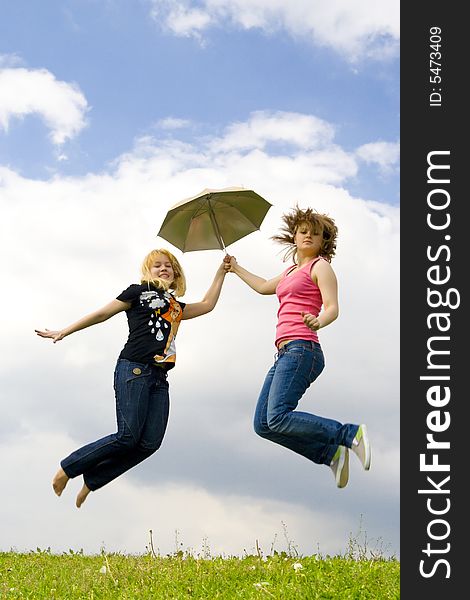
[156,186,272,252]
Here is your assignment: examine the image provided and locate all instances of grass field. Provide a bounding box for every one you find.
[1,537,399,599]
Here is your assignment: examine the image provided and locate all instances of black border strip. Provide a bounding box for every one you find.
[401,4,465,597]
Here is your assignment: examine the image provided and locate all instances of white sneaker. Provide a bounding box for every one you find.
[351,424,371,470]
[330,446,349,488]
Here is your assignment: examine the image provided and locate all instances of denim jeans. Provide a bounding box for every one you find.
[254,340,359,466]
[61,358,169,491]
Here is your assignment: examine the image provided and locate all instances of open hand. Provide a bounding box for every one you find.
[35,328,65,343]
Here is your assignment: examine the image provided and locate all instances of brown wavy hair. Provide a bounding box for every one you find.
[140,249,187,297]
[271,206,338,263]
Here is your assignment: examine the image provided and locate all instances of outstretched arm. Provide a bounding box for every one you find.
[228,256,282,295]
[182,261,227,320]
[35,299,130,343]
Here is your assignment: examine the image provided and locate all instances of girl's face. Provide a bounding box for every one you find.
[294,222,323,254]
[150,253,175,284]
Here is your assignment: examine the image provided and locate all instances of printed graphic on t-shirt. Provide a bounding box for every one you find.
[117,284,185,368]
[139,291,183,364]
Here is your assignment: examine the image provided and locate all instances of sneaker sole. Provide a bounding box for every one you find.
[336,447,349,488]
[360,424,371,470]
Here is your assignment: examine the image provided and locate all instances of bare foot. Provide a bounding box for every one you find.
[52,467,69,496]
[76,483,91,508]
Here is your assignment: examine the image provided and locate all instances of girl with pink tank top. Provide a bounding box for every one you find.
[275,256,324,347]
[226,206,371,488]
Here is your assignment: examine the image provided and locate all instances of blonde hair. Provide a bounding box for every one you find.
[271,206,338,263]
[140,249,187,297]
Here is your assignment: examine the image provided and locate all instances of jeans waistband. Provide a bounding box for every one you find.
[116,358,168,378]
[276,339,321,358]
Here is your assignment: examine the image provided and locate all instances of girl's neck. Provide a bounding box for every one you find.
[296,251,318,267]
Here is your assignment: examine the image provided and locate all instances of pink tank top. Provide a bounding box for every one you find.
[275,257,323,347]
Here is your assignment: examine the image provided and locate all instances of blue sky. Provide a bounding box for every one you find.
[0,0,400,558]
[0,0,398,202]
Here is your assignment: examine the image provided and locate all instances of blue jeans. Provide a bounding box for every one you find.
[61,359,170,491]
[254,340,359,466]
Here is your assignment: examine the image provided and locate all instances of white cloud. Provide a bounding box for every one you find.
[0,110,399,556]
[0,67,89,145]
[211,110,335,152]
[150,0,213,41]
[0,53,24,68]
[167,5,213,38]
[356,141,400,174]
[206,111,357,185]
[148,0,399,61]
[156,116,192,129]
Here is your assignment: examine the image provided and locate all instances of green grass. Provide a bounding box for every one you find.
[0,547,399,599]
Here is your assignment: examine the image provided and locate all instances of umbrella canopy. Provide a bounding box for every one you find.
[157,187,272,252]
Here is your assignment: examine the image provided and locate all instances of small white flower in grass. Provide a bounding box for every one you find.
[253,582,270,589]
[293,562,303,572]
[99,565,107,574]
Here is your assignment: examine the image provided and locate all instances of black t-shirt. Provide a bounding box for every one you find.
[116,283,186,369]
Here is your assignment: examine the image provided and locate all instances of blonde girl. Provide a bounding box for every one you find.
[36,249,228,507]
